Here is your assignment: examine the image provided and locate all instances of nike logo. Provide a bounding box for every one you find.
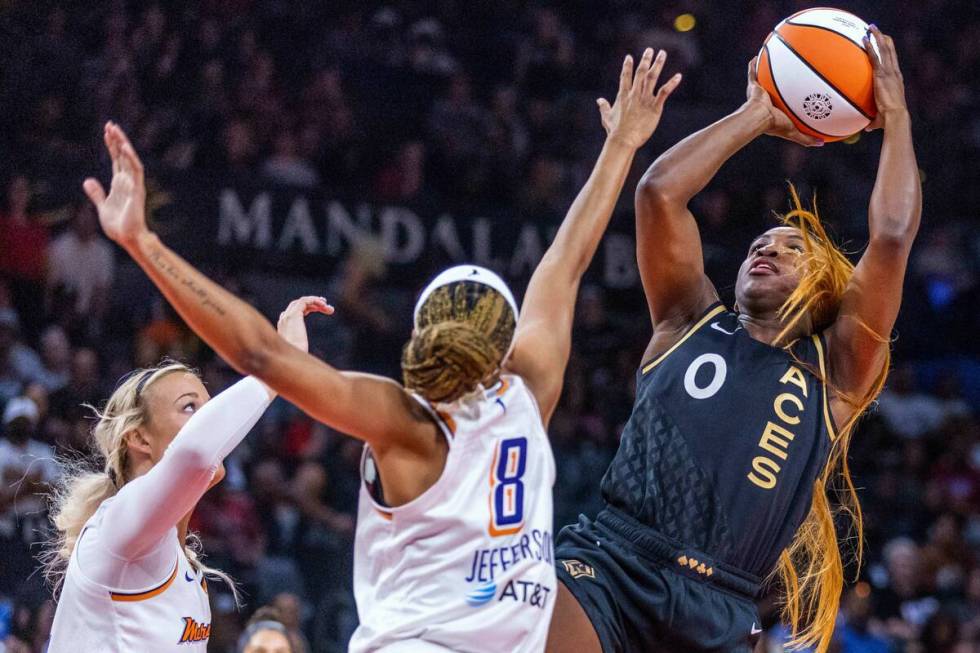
[495,398,507,414]
[185,571,195,582]
[710,322,741,336]
[750,623,763,635]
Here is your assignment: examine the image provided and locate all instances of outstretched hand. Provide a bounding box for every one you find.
[863,24,908,131]
[745,58,824,147]
[83,122,150,249]
[278,296,334,353]
[597,48,682,149]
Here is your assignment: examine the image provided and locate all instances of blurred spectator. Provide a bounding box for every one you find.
[837,585,891,653]
[0,398,58,597]
[871,537,940,644]
[0,176,49,334]
[0,310,43,407]
[44,203,114,338]
[876,365,947,439]
[262,129,321,189]
[33,326,70,394]
[237,605,294,653]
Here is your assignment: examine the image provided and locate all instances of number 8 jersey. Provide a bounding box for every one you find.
[350,374,556,653]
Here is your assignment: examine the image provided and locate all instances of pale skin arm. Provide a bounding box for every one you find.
[826,26,921,409]
[505,48,682,424]
[633,59,822,343]
[83,125,439,460]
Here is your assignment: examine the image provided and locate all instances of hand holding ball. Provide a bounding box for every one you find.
[756,8,878,142]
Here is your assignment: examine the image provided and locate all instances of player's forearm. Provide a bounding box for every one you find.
[125,231,280,376]
[637,102,769,206]
[539,134,637,279]
[868,111,921,246]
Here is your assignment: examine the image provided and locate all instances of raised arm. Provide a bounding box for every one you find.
[101,376,273,559]
[827,26,920,401]
[505,49,681,423]
[635,60,823,332]
[83,124,436,452]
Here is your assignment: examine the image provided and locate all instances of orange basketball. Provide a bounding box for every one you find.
[756,8,877,142]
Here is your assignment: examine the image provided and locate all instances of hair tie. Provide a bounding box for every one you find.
[134,370,155,396]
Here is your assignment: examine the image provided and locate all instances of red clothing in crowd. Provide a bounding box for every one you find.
[0,213,48,281]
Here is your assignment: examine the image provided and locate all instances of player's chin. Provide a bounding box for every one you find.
[739,274,796,306]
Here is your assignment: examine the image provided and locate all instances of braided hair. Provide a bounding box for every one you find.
[402,280,517,404]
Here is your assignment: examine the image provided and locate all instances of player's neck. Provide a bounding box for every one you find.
[737,311,805,347]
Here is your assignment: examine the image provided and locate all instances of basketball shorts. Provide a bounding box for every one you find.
[554,507,763,653]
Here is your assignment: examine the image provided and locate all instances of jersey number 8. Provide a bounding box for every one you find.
[488,437,527,537]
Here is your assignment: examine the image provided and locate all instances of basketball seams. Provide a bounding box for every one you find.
[772,33,874,121]
[760,44,836,139]
[781,6,869,47]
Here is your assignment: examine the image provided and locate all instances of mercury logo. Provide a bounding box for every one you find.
[802,93,833,120]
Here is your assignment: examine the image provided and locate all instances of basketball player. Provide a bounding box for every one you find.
[549,26,917,653]
[83,50,682,651]
[44,312,314,651]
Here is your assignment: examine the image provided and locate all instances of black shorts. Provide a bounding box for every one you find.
[555,507,763,653]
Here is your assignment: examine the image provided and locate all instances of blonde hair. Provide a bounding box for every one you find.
[43,361,236,599]
[771,186,890,653]
[402,281,516,404]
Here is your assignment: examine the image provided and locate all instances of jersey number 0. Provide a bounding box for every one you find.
[488,437,527,536]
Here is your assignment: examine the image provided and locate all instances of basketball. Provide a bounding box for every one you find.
[756,8,877,142]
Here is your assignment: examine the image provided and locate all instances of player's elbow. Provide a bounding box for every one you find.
[636,170,680,210]
[869,217,918,253]
[166,439,216,476]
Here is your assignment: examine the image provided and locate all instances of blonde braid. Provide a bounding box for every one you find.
[402,282,516,403]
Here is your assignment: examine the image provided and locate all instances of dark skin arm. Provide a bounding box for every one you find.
[506,48,681,423]
[84,124,443,506]
[826,26,920,417]
[634,60,821,359]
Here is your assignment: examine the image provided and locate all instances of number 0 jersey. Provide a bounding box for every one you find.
[600,303,836,578]
[350,375,556,653]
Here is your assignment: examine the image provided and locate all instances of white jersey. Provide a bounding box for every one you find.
[48,376,273,652]
[48,505,212,652]
[351,374,556,653]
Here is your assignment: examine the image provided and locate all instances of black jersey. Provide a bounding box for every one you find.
[600,302,836,578]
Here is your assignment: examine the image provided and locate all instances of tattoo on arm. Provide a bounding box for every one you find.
[146,245,227,316]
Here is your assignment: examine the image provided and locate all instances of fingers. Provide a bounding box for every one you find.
[866,24,900,74]
[596,97,612,127]
[748,57,759,84]
[863,30,883,71]
[634,47,655,96]
[617,54,633,98]
[104,123,122,176]
[306,299,334,316]
[283,296,334,317]
[784,132,825,147]
[644,49,667,96]
[82,178,107,207]
[107,122,145,185]
[653,72,682,109]
[864,116,884,132]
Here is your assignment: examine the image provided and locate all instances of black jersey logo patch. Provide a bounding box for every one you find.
[561,559,596,580]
